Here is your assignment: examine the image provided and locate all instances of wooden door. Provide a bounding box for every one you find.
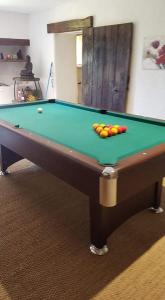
[82,23,133,112]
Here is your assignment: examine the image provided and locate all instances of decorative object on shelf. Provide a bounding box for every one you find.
[13,54,18,60]
[20,55,34,79]
[6,54,12,60]
[16,88,23,102]
[24,86,37,102]
[17,49,23,60]
[13,77,42,101]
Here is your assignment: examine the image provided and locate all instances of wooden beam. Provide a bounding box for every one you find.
[0,38,30,46]
[47,16,93,33]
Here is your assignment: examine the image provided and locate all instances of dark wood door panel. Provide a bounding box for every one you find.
[82,23,133,112]
[92,25,118,110]
[112,23,133,112]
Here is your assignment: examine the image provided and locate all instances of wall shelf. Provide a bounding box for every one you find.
[0,38,30,46]
[0,59,26,62]
[0,38,30,86]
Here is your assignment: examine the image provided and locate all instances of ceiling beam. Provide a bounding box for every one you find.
[47,16,93,33]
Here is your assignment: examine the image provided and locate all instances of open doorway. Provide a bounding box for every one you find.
[54,32,82,104]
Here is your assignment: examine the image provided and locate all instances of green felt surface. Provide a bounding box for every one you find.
[0,101,164,165]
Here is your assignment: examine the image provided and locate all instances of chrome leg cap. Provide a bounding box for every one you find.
[149,206,164,214]
[0,170,10,176]
[90,244,108,255]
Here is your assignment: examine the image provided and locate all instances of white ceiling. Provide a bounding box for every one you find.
[0,0,61,13]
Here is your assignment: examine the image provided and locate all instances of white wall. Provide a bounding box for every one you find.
[55,33,77,102]
[0,11,29,103]
[0,11,29,39]
[28,0,165,120]
[28,11,55,99]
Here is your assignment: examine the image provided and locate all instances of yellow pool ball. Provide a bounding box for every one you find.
[103,127,109,132]
[100,130,109,138]
[110,127,118,135]
[96,126,103,134]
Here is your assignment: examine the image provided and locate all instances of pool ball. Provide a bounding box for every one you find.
[37,108,43,113]
[100,130,108,138]
[96,126,103,134]
[103,127,110,132]
[121,126,128,133]
[117,127,123,134]
[110,127,118,135]
[92,123,99,129]
[100,123,106,128]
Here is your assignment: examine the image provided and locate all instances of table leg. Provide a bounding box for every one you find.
[0,145,23,174]
[89,181,164,255]
[0,170,10,176]
[149,180,164,213]
[89,199,109,255]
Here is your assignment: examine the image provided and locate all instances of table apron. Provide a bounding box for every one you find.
[0,125,164,207]
[0,125,100,198]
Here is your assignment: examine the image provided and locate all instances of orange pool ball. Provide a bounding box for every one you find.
[100,130,109,138]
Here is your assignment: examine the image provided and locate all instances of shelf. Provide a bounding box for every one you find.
[0,59,26,62]
[0,38,30,46]
[13,77,40,82]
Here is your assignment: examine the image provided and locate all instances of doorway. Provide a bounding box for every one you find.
[54,32,82,104]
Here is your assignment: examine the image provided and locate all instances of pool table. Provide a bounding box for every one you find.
[0,99,164,255]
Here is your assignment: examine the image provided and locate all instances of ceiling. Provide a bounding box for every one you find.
[0,0,61,13]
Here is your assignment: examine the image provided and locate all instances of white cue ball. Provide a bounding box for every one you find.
[37,107,43,113]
